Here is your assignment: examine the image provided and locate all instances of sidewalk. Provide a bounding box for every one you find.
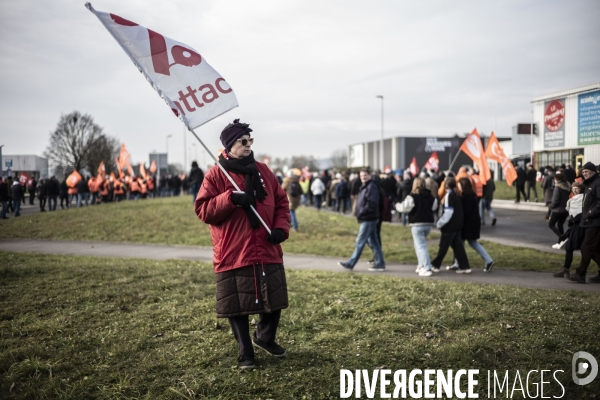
[492,199,547,212]
[1,239,598,293]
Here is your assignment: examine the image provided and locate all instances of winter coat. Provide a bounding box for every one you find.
[356,179,380,222]
[349,177,361,196]
[482,178,495,203]
[335,180,349,199]
[11,182,24,199]
[436,190,464,233]
[564,194,585,252]
[516,167,526,185]
[195,161,290,273]
[310,178,325,195]
[581,173,600,228]
[189,166,205,186]
[0,181,8,202]
[398,178,413,202]
[46,178,60,197]
[542,173,555,205]
[526,168,537,184]
[549,182,570,214]
[36,181,47,199]
[460,193,481,241]
[59,180,69,198]
[282,176,302,210]
[566,193,584,218]
[395,188,436,226]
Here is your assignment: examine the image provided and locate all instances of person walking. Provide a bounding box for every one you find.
[457,177,495,272]
[548,173,570,239]
[27,176,36,205]
[553,182,586,278]
[526,163,538,202]
[570,162,600,284]
[46,176,59,211]
[542,166,555,219]
[398,170,413,226]
[338,168,386,272]
[11,179,23,217]
[282,170,302,232]
[431,178,470,273]
[515,165,527,203]
[310,174,325,211]
[335,175,350,214]
[395,177,437,277]
[480,171,497,226]
[59,178,69,209]
[37,178,47,212]
[188,161,205,202]
[195,119,290,370]
[0,177,9,219]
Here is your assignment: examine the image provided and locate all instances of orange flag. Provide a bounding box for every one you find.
[139,163,148,179]
[67,170,82,188]
[459,128,491,182]
[409,157,419,177]
[127,162,134,177]
[424,151,440,172]
[149,160,157,174]
[115,157,125,180]
[119,144,130,169]
[97,161,105,177]
[485,131,517,186]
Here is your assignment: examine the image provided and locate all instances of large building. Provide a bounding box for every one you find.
[1,154,48,179]
[531,82,600,169]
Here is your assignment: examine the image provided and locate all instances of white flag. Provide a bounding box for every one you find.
[86,3,238,129]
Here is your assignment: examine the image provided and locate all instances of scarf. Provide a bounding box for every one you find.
[218,151,266,229]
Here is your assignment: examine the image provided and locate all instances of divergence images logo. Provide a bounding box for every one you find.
[572,351,598,386]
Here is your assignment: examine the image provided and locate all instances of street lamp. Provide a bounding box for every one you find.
[376,95,384,172]
[166,134,172,174]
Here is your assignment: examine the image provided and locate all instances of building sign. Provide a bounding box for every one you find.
[544,98,565,148]
[349,144,364,167]
[578,89,600,146]
[4,159,12,167]
[424,138,453,152]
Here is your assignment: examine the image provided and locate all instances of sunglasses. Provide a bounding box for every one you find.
[236,137,254,146]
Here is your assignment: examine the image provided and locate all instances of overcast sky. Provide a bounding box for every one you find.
[1,0,599,170]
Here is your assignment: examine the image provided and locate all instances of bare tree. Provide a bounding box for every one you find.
[330,149,348,169]
[289,155,318,171]
[86,134,120,175]
[44,111,105,172]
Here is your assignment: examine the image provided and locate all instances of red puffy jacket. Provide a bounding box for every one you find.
[195,161,290,273]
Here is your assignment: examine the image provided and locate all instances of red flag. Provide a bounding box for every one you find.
[149,160,157,174]
[409,157,419,177]
[459,128,491,182]
[485,132,517,186]
[66,170,82,188]
[424,152,440,172]
[19,172,29,186]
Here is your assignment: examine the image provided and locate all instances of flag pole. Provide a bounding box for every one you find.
[186,124,272,234]
[448,150,462,172]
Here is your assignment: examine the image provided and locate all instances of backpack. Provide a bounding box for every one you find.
[288,181,300,197]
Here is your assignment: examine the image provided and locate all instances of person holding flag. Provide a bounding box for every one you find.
[195,120,290,370]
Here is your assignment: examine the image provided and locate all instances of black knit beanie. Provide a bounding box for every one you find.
[220,119,252,151]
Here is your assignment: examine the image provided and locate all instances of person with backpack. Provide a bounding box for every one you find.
[282,171,303,232]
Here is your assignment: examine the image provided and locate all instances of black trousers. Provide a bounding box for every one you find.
[526,182,538,200]
[575,226,600,277]
[548,211,568,238]
[29,190,35,205]
[431,231,470,269]
[228,310,281,357]
[516,184,527,202]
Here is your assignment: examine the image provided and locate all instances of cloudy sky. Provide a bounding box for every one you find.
[1,0,598,170]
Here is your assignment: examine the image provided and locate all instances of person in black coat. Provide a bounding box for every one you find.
[515,165,527,203]
[189,161,205,202]
[548,173,570,238]
[37,179,47,212]
[553,182,586,279]
[398,170,413,225]
[0,177,9,219]
[11,180,24,217]
[46,176,60,211]
[59,178,69,209]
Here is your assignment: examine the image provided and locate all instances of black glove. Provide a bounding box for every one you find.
[231,192,253,209]
[266,229,285,245]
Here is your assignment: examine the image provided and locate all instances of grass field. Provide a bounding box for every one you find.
[1,252,599,399]
[0,196,582,273]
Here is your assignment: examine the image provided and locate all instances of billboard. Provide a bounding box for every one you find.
[349,144,364,167]
[544,98,566,148]
[578,89,600,146]
[403,137,472,173]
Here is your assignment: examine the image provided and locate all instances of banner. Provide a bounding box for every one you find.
[86,3,238,129]
[409,157,419,177]
[578,89,600,145]
[484,132,517,186]
[544,98,565,148]
[424,151,439,172]
[459,128,491,182]
[119,144,130,170]
[67,170,82,188]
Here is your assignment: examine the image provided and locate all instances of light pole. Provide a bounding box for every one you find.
[376,95,384,172]
[166,134,172,174]
[530,110,534,167]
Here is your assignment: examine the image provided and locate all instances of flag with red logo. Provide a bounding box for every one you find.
[424,152,440,172]
[459,128,491,182]
[19,172,29,186]
[485,132,517,186]
[409,157,419,177]
[86,3,238,129]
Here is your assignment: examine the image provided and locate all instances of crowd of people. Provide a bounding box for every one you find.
[0,163,206,218]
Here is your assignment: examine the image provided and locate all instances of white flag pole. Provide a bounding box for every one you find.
[185,124,272,234]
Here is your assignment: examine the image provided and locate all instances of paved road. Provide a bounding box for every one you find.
[1,239,598,293]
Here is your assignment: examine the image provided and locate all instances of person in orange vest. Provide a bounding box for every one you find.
[113,178,125,202]
[99,178,110,202]
[470,171,484,199]
[129,176,141,200]
[139,179,148,198]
